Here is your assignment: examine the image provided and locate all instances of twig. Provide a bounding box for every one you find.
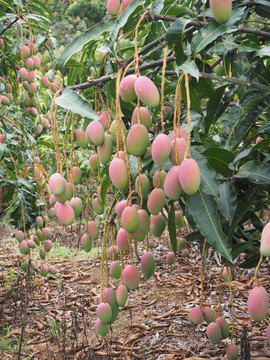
[0,17,19,36]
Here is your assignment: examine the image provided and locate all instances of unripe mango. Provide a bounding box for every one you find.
[15,230,25,242]
[107,0,120,15]
[32,55,40,68]
[109,158,128,191]
[27,71,35,82]
[44,239,53,252]
[93,197,104,215]
[202,307,215,324]
[115,200,126,215]
[81,233,92,252]
[28,83,37,94]
[135,173,150,199]
[110,261,121,279]
[126,124,149,157]
[116,284,128,307]
[40,265,49,277]
[42,227,51,239]
[150,214,166,237]
[48,265,57,275]
[19,240,30,255]
[86,121,105,146]
[210,0,232,24]
[54,181,69,204]
[226,343,239,360]
[97,133,113,165]
[206,322,222,344]
[49,173,66,196]
[123,264,140,290]
[170,128,188,142]
[72,166,81,185]
[99,110,110,130]
[133,229,145,242]
[119,74,137,102]
[99,288,119,324]
[170,138,187,165]
[248,286,269,321]
[76,130,88,148]
[189,306,203,326]
[175,211,184,227]
[88,221,99,240]
[152,134,171,166]
[70,196,83,218]
[27,239,36,249]
[108,245,120,260]
[18,45,30,59]
[89,153,99,171]
[147,188,166,215]
[131,107,152,130]
[153,169,166,189]
[39,247,46,260]
[141,252,155,279]
[222,267,232,282]
[178,159,200,195]
[166,251,175,265]
[95,318,108,337]
[56,203,75,225]
[260,221,270,257]
[134,76,160,108]
[164,166,182,200]
[138,209,150,234]
[48,208,55,219]
[216,316,230,338]
[97,302,112,324]
[121,206,140,233]
[181,248,189,257]
[41,76,50,88]
[116,227,129,252]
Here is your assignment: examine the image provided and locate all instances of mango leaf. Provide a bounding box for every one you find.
[205,85,226,133]
[217,181,236,225]
[187,189,232,261]
[191,8,244,55]
[58,19,116,68]
[168,200,177,255]
[166,18,190,65]
[231,241,255,260]
[239,254,261,269]
[234,160,270,185]
[55,89,99,120]
[192,152,219,197]
[203,148,235,177]
[176,59,199,80]
[101,175,111,205]
[152,0,165,15]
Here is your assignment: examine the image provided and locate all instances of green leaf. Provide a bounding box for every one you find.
[168,200,177,255]
[203,148,235,177]
[187,189,232,261]
[58,19,116,68]
[191,8,244,55]
[65,58,87,68]
[152,0,165,15]
[231,242,254,260]
[192,152,219,197]
[234,160,270,185]
[166,18,190,65]
[55,89,99,120]
[14,0,23,10]
[217,181,236,225]
[239,253,261,269]
[176,59,199,80]
[129,155,138,180]
[205,85,226,133]
[101,175,110,205]
[256,46,270,57]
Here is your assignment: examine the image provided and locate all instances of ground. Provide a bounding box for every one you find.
[0,223,269,360]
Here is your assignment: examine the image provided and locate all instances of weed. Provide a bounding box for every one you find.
[0,323,22,354]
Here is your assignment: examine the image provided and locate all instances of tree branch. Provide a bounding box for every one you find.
[0,17,19,36]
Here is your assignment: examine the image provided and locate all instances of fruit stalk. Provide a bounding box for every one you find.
[214,263,225,319]
[226,265,235,342]
[200,239,207,308]
[184,74,191,160]
[160,46,168,133]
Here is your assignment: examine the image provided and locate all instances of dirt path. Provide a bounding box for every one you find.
[0,226,269,359]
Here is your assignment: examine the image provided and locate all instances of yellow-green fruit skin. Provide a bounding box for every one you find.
[226,344,239,360]
[210,0,232,24]
[260,221,270,257]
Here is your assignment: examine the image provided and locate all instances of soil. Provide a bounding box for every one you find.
[0,223,269,360]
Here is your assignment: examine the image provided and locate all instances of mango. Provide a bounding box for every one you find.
[107,0,120,15]
[202,307,215,324]
[108,245,120,260]
[123,264,140,289]
[81,233,92,252]
[152,134,171,166]
[44,240,52,252]
[99,110,110,130]
[210,0,232,24]
[72,166,81,185]
[141,252,155,279]
[126,124,149,157]
[115,200,127,215]
[119,74,137,102]
[49,173,66,196]
[70,196,83,218]
[95,318,109,337]
[96,302,112,324]
[153,169,166,189]
[134,76,160,108]
[88,221,99,240]
[110,261,121,279]
[150,214,166,237]
[248,286,269,321]
[170,128,188,142]
[121,206,140,233]
[166,251,175,265]
[170,138,187,165]
[19,240,29,255]
[86,121,104,146]
[40,265,49,277]
[56,203,75,225]
[178,159,200,195]
[109,119,127,144]
[206,322,221,344]
[131,107,152,130]
[76,130,88,149]
[182,248,189,258]
[147,188,166,215]
[116,227,129,252]
[15,230,25,242]
[135,173,150,199]
[116,284,128,307]
[226,344,239,360]
[93,197,104,215]
[138,209,150,234]
[109,158,128,191]
[260,221,270,257]
[189,306,203,326]
[97,133,113,165]
[216,316,230,338]
[164,165,182,200]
